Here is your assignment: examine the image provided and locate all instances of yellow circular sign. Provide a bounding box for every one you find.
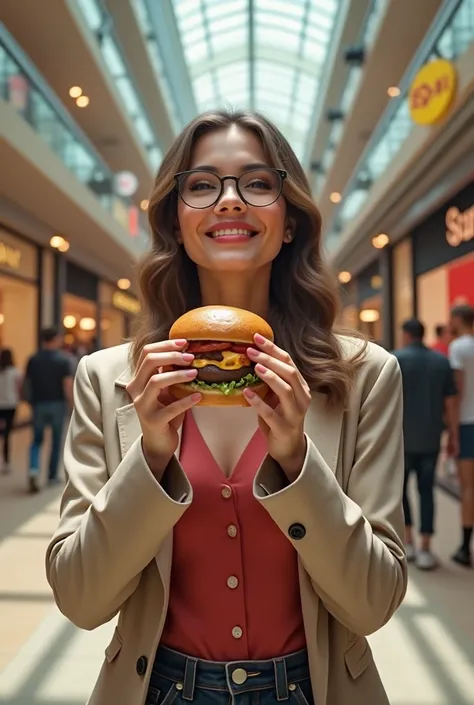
[408,59,457,125]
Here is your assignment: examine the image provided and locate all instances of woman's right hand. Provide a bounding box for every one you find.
[126,339,201,478]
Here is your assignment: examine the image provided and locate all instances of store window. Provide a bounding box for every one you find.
[99,282,139,348]
[356,261,383,343]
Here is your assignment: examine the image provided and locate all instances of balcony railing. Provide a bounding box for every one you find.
[326,0,474,246]
[0,24,150,248]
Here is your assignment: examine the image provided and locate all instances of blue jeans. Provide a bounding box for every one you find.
[147,645,313,705]
[29,401,66,480]
[403,452,439,535]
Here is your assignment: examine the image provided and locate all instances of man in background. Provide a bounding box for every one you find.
[432,324,450,356]
[24,327,73,493]
[449,304,474,567]
[394,319,458,570]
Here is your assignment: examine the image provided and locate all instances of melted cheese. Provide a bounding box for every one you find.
[192,350,250,370]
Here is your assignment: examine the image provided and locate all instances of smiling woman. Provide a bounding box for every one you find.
[46,109,407,705]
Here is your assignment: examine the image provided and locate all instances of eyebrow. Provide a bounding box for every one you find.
[190,162,270,172]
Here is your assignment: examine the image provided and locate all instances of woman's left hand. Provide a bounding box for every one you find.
[244,334,311,480]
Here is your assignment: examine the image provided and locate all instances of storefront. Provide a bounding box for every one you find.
[61,261,99,354]
[0,225,40,422]
[412,180,473,346]
[99,282,140,348]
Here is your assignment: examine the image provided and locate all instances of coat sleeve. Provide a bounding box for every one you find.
[254,354,407,636]
[45,355,192,631]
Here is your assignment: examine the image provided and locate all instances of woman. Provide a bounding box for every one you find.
[0,348,22,473]
[46,110,407,705]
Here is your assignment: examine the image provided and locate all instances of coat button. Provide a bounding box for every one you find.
[136,655,148,676]
[288,523,306,540]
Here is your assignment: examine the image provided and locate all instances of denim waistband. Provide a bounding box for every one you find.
[152,645,310,700]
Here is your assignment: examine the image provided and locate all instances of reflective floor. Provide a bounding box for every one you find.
[0,429,473,705]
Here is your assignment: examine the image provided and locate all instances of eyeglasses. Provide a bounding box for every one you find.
[174,167,287,209]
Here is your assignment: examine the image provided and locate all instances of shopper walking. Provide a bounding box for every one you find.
[46,110,407,705]
[394,319,458,570]
[0,348,22,474]
[432,324,450,356]
[24,327,73,492]
[449,304,474,567]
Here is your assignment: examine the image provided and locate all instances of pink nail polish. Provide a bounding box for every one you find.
[182,353,194,362]
[185,369,197,377]
[191,393,202,402]
[247,347,258,358]
[255,363,266,374]
[254,333,266,344]
[244,388,255,398]
[174,339,187,347]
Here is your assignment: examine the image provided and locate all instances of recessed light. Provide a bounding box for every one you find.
[387,86,401,98]
[372,233,390,249]
[338,271,352,284]
[50,235,70,252]
[117,278,131,290]
[76,95,90,108]
[69,86,83,98]
[140,199,149,211]
[330,192,342,204]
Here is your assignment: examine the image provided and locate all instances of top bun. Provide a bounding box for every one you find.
[169,306,274,344]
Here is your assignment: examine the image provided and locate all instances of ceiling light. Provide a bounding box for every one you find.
[69,86,83,98]
[330,192,342,204]
[338,271,352,284]
[117,278,131,290]
[50,235,70,252]
[76,95,90,108]
[360,309,380,323]
[63,315,77,329]
[0,314,4,325]
[372,233,389,249]
[387,86,401,98]
[79,317,96,331]
[140,199,149,211]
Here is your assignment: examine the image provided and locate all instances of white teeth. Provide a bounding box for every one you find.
[210,228,254,238]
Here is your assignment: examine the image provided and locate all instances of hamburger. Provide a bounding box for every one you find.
[168,305,274,406]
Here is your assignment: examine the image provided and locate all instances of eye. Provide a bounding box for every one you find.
[245,178,272,190]
[189,180,218,191]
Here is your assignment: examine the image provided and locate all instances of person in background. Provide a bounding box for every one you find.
[0,349,22,474]
[24,327,73,493]
[394,318,458,570]
[449,304,474,567]
[432,324,450,356]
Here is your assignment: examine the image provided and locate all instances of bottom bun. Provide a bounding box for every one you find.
[169,382,269,407]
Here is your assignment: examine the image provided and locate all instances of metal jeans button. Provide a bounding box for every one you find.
[231,667,248,685]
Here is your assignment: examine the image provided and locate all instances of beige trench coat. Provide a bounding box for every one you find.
[46,337,407,705]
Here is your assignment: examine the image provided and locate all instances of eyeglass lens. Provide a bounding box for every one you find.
[178,169,282,208]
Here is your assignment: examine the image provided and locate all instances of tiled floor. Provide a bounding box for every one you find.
[0,428,473,705]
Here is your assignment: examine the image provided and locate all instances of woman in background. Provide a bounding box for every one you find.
[0,348,22,473]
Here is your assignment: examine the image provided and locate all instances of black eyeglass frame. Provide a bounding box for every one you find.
[174,167,288,209]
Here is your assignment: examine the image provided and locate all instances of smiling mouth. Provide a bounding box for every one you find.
[205,228,259,239]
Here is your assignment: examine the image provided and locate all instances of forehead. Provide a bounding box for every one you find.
[190,125,268,170]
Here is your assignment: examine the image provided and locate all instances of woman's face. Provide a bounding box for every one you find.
[176,125,289,273]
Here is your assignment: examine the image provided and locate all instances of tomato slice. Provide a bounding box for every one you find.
[186,341,231,353]
[230,344,250,354]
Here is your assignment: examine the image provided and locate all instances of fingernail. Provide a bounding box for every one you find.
[244,388,255,398]
[185,369,197,378]
[247,347,259,358]
[254,333,266,344]
[174,339,187,347]
[191,393,202,402]
[255,363,267,374]
[182,353,194,362]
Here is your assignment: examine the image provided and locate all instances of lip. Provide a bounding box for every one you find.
[205,220,259,234]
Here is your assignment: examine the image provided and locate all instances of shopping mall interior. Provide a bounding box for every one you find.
[0,0,473,703]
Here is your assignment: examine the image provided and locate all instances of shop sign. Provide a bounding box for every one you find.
[446,205,474,247]
[0,242,21,270]
[409,59,456,126]
[113,290,140,314]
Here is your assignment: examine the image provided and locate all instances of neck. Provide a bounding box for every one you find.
[198,266,271,318]
[459,327,474,336]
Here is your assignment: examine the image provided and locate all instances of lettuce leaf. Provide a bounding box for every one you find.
[188,372,260,396]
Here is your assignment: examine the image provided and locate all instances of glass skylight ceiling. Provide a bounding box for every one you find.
[171,0,341,160]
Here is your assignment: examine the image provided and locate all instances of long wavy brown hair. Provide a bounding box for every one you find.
[132,109,364,407]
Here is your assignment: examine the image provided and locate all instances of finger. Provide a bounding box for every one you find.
[136,339,187,370]
[253,363,298,420]
[133,350,194,395]
[253,334,293,365]
[244,387,285,432]
[138,369,197,413]
[158,392,202,425]
[247,348,309,410]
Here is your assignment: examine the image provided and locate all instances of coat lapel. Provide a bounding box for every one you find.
[114,367,182,592]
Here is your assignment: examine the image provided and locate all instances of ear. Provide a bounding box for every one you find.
[283,216,296,243]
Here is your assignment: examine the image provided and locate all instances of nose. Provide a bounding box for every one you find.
[214,179,247,213]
